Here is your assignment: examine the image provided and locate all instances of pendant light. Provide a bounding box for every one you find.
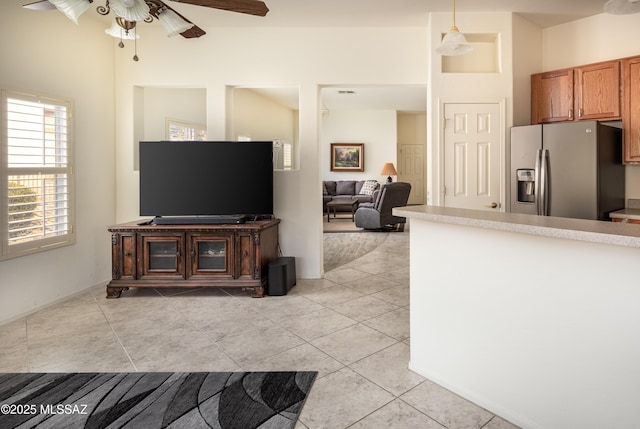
[436,0,473,56]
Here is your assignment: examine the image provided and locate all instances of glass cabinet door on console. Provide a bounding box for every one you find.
[188,234,234,278]
[139,234,184,278]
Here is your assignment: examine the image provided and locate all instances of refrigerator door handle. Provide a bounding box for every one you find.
[535,149,542,215]
[540,149,549,216]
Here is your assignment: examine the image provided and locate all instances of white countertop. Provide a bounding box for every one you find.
[393,205,640,248]
[610,208,640,221]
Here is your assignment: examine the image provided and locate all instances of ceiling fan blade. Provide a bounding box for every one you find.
[179,25,207,39]
[170,0,269,17]
[23,0,56,10]
[148,0,207,38]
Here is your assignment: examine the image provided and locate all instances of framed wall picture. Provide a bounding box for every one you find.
[330,143,364,172]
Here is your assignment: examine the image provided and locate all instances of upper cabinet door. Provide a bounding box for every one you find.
[575,61,621,121]
[531,69,574,124]
[623,56,640,165]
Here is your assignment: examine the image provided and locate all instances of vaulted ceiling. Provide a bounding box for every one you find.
[164,0,608,29]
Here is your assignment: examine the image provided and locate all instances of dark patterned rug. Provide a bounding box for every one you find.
[0,371,317,429]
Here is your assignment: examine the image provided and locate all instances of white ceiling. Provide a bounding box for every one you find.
[170,0,609,29]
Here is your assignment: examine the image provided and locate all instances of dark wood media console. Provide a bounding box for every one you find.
[107,219,280,298]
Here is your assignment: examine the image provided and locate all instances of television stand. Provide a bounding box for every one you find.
[152,215,246,225]
[106,219,280,298]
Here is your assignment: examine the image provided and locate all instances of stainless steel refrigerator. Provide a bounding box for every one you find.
[510,121,625,220]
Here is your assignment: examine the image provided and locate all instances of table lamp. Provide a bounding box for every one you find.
[381,163,397,183]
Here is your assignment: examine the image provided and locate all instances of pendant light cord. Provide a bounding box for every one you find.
[452,0,456,28]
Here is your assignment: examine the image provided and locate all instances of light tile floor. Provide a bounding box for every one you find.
[0,231,521,429]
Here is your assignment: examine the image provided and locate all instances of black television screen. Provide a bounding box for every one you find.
[139,141,273,219]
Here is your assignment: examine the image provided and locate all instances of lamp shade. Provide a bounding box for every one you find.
[158,9,194,37]
[381,163,397,176]
[48,0,91,24]
[109,0,150,22]
[436,27,474,56]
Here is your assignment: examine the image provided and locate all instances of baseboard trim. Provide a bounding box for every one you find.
[0,281,109,326]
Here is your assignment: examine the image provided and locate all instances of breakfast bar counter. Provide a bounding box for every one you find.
[393,205,640,429]
[394,205,640,247]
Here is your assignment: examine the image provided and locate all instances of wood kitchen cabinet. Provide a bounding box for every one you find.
[107,219,279,298]
[574,61,621,121]
[531,68,574,124]
[531,60,621,124]
[622,56,640,164]
[612,218,640,224]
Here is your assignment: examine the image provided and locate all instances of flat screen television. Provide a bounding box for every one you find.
[139,141,273,223]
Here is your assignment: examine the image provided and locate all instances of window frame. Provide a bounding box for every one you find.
[0,89,76,261]
[165,118,207,141]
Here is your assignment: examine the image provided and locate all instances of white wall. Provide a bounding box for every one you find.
[0,2,115,324]
[511,15,543,127]
[143,87,207,141]
[113,26,429,278]
[542,13,640,70]
[322,110,398,183]
[541,13,640,203]
[232,88,296,146]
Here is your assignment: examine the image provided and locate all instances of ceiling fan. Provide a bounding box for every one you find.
[22,0,269,40]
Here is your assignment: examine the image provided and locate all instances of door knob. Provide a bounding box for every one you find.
[485,202,498,209]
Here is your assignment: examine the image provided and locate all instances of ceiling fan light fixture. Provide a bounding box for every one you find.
[604,0,640,14]
[106,18,139,39]
[437,0,473,57]
[158,9,194,37]
[47,0,91,24]
[109,0,151,22]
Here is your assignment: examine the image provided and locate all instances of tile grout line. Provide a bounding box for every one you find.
[24,317,32,372]
[94,295,138,372]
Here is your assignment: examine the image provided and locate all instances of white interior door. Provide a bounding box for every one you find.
[398,144,425,205]
[443,103,502,211]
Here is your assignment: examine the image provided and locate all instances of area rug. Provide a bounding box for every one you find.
[0,371,317,429]
[323,216,363,233]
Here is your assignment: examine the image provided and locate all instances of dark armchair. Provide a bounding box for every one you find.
[354,182,411,231]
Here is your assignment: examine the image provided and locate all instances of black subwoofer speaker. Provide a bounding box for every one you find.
[268,257,296,296]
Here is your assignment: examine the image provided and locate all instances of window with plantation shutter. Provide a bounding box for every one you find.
[282,142,292,170]
[1,89,75,260]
